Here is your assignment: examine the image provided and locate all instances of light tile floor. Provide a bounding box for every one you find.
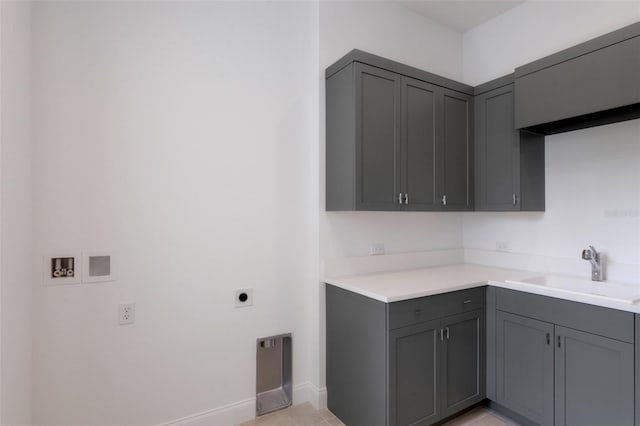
[238,403,519,426]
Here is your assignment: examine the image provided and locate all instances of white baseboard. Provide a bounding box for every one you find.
[161,382,326,426]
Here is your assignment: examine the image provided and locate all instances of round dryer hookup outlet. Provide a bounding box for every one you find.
[234,288,253,308]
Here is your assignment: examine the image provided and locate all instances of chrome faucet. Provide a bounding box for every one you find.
[581,245,603,281]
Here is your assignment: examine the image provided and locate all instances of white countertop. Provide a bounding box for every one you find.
[324,263,640,313]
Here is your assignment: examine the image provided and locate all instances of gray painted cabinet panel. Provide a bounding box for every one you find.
[440,310,485,418]
[440,89,473,211]
[474,81,545,211]
[515,35,640,130]
[325,53,473,212]
[401,77,438,211]
[496,311,554,425]
[555,326,634,426]
[389,321,440,426]
[356,63,402,211]
[326,285,387,426]
[326,285,485,426]
[636,314,640,426]
[492,288,636,425]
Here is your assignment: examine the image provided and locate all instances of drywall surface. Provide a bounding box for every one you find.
[31,2,318,425]
[1,1,33,424]
[463,5,640,283]
[463,1,640,85]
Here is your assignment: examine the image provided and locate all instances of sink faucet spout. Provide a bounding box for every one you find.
[581,245,603,281]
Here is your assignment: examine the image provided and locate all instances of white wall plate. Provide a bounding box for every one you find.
[82,251,117,283]
[43,252,82,285]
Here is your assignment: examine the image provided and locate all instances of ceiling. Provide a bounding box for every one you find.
[398,1,525,32]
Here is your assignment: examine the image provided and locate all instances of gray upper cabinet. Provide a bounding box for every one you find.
[474,77,545,211]
[515,22,640,133]
[325,50,474,211]
[402,77,438,211]
[357,63,402,210]
[440,89,473,211]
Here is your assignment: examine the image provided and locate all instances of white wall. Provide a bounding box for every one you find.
[463,2,640,283]
[31,2,318,425]
[463,1,640,85]
[1,1,33,424]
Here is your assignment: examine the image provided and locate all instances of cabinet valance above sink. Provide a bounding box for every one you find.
[514,21,640,135]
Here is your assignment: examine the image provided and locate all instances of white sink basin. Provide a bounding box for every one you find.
[505,275,640,304]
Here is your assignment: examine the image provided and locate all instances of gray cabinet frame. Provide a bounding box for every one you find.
[325,50,474,212]
[515,22,640,133]
[491,287,635,426]
[496,310,554,425]
[474,78,545,211]
[326,284,485,426]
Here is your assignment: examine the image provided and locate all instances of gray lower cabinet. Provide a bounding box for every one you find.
[389,310,484,426]
[496,311,554,425]
[474,78,545,211]
[555,326,634,426]
[326,284,485,426]
[389,320,440,426]
[440,311,484,417]
[492,288,635,426]
[325,50,474,212]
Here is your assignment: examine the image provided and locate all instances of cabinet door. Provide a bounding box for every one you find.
[355,63,401,210]
[496,311,554,425]
[388,320,440,426]
[440,310,485,418]
[401,77,438,211]
[474,85,520,211]
[555,326,634,426]
[438,89,472,211]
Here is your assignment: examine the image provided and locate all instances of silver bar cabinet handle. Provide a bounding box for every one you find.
[442,194,447,206]
[445,327,450,340]
[404,193,409,205]
[513,193,518,205]
[398,193,403,205]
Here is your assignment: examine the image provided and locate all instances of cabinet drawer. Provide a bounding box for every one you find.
[496,288,634,343]
[388,287,485,330]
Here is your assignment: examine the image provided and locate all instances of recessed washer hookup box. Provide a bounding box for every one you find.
[256,333,292,416]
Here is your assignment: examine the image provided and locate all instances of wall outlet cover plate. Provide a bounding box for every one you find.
[82,251,117,283]
[43,252,82,285]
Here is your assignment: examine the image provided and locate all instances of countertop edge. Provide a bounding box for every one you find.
[323,264,640,314]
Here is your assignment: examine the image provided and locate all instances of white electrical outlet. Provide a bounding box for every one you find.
[234,288,253,308]
[496,241,509,252]
[371,243,385,256]
[118,302,136,325]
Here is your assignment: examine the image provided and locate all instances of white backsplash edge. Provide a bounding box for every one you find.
[321,249,464,279]
[464,249,640,285]
[322,248,640,285]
